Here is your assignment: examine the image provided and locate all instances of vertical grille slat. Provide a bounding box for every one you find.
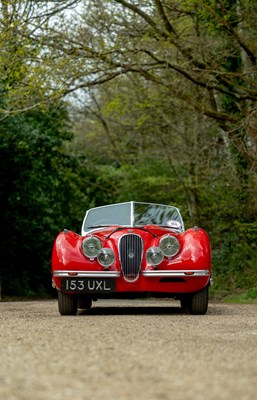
[119,234,143,281]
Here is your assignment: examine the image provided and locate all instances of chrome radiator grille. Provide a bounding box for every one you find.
[119,234,143,281]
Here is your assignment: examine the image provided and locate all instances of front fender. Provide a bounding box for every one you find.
[179,227,211,270]
[52,230,85,271]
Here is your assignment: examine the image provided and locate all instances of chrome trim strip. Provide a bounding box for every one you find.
[142,269,210,277]
[53,270,120,278]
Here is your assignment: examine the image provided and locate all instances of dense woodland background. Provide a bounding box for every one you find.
[0,0,257,299]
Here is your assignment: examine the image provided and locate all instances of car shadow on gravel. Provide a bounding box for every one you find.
[77,306,189,316]
[76,300,223,316]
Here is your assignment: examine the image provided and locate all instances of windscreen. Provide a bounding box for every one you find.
[82,202,184,233]
[133,203,183,229]
[83,202,131,231]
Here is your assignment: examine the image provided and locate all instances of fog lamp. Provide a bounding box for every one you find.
[97,248,115,268]
[146,247,164,266]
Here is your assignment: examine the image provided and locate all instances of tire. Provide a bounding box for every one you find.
[187,286,209,315]
[58,291,78,315]
[78,295,92,310]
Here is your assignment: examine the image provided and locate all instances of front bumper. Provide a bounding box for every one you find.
[53,269,209,278]
[52,269,211,294]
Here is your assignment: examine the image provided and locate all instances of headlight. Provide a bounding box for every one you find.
[159,235,180,258]
[97,248,115,268]
[81,237,102,259]
[146,247,164,266]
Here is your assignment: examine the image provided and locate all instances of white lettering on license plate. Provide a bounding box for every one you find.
[87,280,111,291]
[64,279,113,292]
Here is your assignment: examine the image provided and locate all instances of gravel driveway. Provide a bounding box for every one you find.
[0,299,256,400]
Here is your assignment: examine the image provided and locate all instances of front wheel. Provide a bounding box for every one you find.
[187,286,209,315]
[58,291,78,315]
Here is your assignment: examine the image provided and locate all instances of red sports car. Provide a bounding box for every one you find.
[52,202,212,315]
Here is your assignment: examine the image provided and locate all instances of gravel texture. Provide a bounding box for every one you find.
[0,299,257,400]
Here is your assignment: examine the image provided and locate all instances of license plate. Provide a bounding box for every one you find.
[62,278,116,293]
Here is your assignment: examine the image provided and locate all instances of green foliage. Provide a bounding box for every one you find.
[211,222,257,292]
[222,288,257,304]
[68,55,257,298]
[0,101,90,296]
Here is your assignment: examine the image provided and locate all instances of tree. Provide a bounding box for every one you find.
[0,0,85,296]
[0,0,80,111]
[14,0,254,169]
[0,99,89,295]
[1,1,256,172]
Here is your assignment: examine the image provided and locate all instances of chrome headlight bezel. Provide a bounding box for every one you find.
[159,235,180,258]
[81,236,102,259]
[97,248,115,268]
[146,246,164,266]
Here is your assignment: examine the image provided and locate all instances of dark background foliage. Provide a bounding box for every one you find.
[0,103,87,295]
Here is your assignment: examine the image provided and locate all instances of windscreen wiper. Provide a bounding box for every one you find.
[85,224,119,229]
[105,226,157,239]
[105,227,129,239]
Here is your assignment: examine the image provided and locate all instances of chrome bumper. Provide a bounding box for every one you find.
[53,270,121,278]
[142,269,210,277]
[53,269,209,278]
